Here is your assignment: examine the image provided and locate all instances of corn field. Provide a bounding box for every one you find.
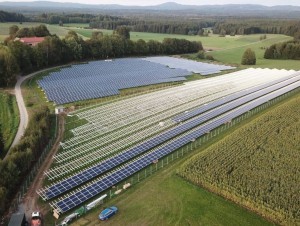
[179,93,300,225]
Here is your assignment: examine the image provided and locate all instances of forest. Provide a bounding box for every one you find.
[0,106,51,217]
[0,10,25,23]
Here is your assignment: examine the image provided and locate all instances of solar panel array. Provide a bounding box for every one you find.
[143,56,236,75]
[51,79,300,213]
[38,58,191,105]
[39,72,300,202]
[36,68,300,214]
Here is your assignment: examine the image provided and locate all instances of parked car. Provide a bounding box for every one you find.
[99,206,118,220]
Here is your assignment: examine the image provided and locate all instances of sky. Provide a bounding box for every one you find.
[0,0,300,6]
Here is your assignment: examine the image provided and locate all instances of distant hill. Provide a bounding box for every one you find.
[1,1,300,18]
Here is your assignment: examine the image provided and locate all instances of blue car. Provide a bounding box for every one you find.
[99,206,118,220]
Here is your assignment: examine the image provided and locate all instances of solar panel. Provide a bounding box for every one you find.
[51,79,300,214]
[143,56,236,75]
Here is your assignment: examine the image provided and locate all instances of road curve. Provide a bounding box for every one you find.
[9,75,29,151]
[5,67,61,160]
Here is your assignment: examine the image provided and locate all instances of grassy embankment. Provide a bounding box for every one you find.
[0,91,19,158]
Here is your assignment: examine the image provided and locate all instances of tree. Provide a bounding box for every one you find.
[8,41,34,74]
[0,124,4,153]
[32,24,50,37]
[91,31,103,40]
[134,39,148,55]
[113,26,130,40]
[241,48,256,65]
[197,50,205,59]
[147,40,163,55]
[219,29,226,37]
[0,45,18,87]
[197,28,204,36]
[16,27,32,38]
[294,31,300,40]
[9,25,19,38]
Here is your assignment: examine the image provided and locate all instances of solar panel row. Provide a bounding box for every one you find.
[38,58,191,104]
[173,72,300,122]
[52,80,300,213]
[40,73,300,201]
[143,56,236,75]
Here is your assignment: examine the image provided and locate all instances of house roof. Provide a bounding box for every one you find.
[19,37,45,44]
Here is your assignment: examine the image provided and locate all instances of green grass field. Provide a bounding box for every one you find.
[0,91,19,157]
[207,35,299,69]
[69,155,273,226]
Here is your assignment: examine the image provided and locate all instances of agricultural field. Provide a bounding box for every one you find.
[0,91,19,157]
[179,91,300,225]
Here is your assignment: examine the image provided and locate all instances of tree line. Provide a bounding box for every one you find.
[90,19,215,35]
[0,106,51,217]
[213,19,300,36]
[0,10,25,22]
[264,40,300,60]
[0,25,203,87]
[3,9,300,37]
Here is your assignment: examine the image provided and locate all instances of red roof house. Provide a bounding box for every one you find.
[17,37,45,46]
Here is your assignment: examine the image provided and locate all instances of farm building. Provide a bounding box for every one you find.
[15,37,45,46]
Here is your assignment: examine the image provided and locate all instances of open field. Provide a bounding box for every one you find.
[0,91,19,157]
[207,35,299,69]
[179,91,300,225]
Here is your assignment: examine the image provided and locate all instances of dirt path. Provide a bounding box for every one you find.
[22,114,65,219]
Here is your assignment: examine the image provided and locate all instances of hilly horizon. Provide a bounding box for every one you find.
[1,1,300,9]
[1,1,300,18]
